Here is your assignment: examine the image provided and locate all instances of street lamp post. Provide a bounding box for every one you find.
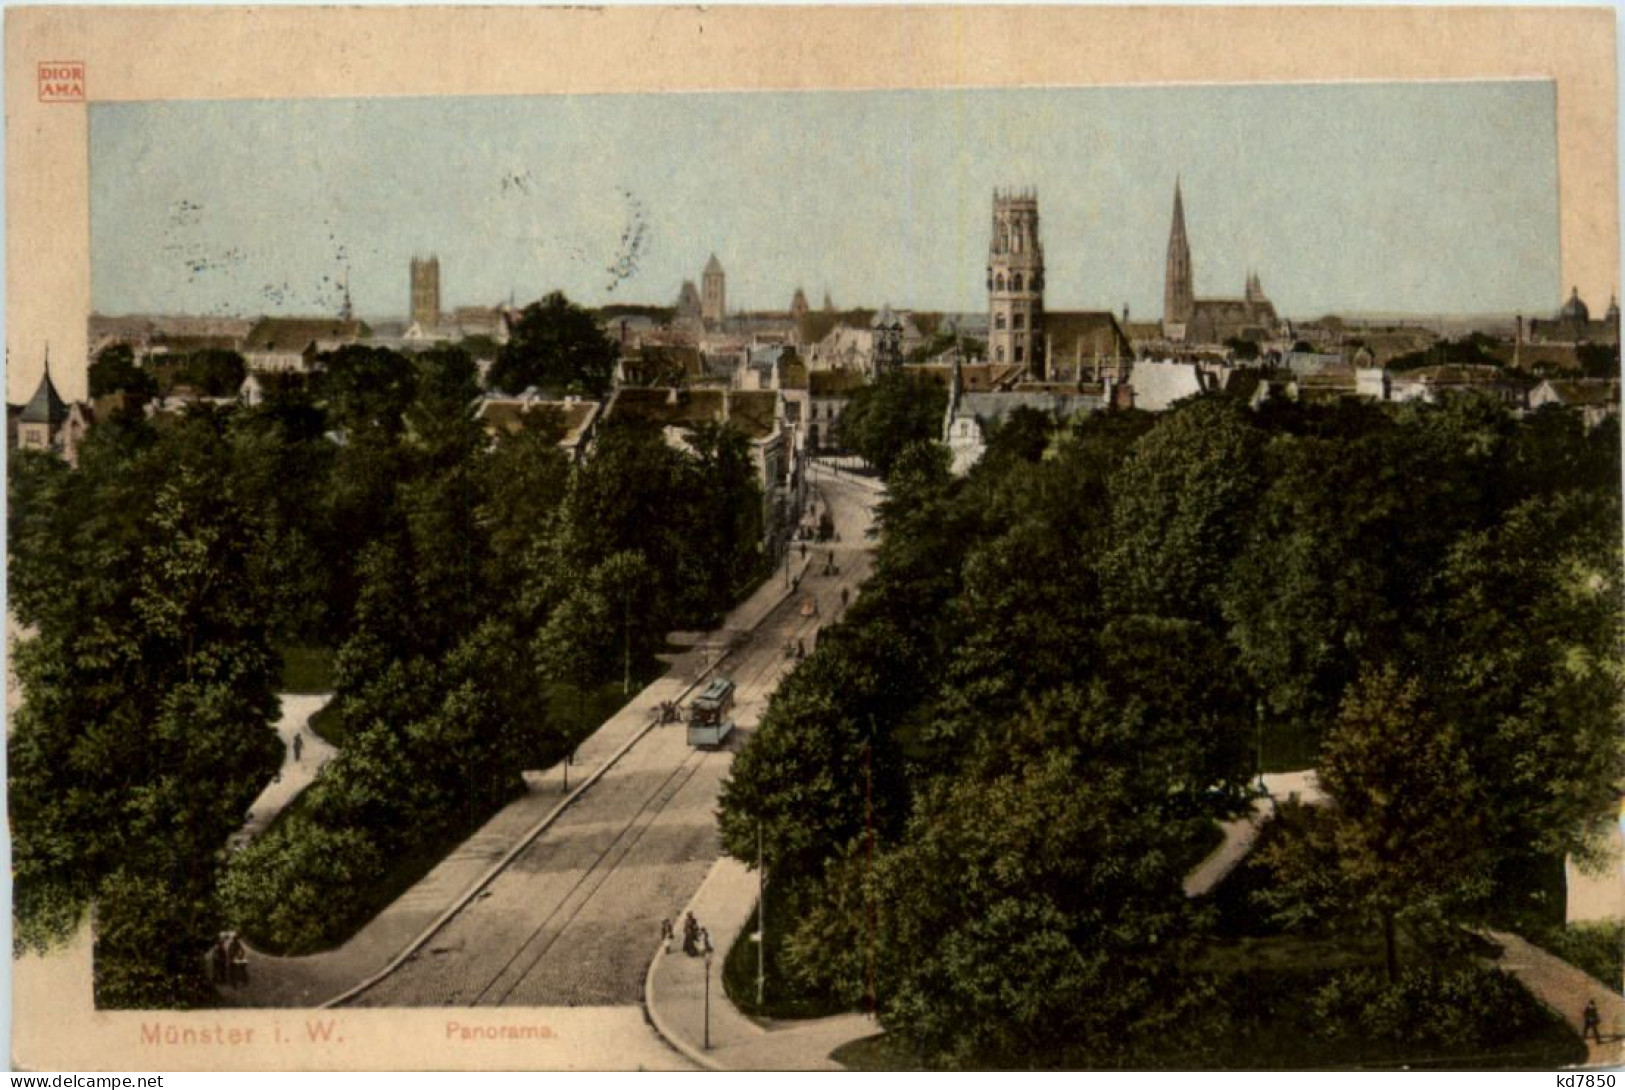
[703,947,714,1050]
[1254,700,1265,793]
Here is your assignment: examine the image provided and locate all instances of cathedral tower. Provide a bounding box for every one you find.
[987,189,1044,375]
[410,255,441,329]
[702,254,726,326]
[1163,180,1194,338]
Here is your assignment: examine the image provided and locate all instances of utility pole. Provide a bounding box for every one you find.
[703,947,714,1050]
[757,823,766,1009]
[623,584,632,696]
[866,734,876,1016]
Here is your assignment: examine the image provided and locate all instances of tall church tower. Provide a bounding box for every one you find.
[987,189,1044,375]
[1163,180,1194,338]
[410,255,441,328]
[701,254,726,326]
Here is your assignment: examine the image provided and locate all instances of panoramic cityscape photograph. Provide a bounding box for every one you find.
[8,71,1623,1072]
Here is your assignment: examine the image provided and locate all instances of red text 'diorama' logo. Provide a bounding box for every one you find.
[38,61,85,102]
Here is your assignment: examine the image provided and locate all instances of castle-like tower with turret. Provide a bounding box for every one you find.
[701,254,726,326]
[987,190,1045,373]
[410,255,441,329]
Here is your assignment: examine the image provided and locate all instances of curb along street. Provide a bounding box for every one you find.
[319,552,816,1009]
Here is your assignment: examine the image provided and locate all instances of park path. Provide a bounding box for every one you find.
[1184,770,1325,896]
[229,693,337,849]
[1488,930,1623,1067]
[1184,770,1619,1068]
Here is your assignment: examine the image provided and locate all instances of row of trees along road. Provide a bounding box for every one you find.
[719,393,1622,1067]
[10,295,766,1006]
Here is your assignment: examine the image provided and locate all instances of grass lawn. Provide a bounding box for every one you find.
[307,698,347,747]
[279,645,336,693]
[1260,720,1318,774]
[1187,818,1587,1070]
[545,677,657,754]
[1524,920,1625,995]
[1180,964,1584,1070]
[721,898,848,1021]
[831,1033,919,1071]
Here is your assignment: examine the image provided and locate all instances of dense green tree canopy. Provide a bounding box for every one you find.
[488,291,618,397]
[840,370,949,476]
[721,390,1621,1066]
[88,343,158,399]
[11,337,770,992]
[9,419,282,1005]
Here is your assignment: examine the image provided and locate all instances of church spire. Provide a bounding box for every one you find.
[21,346,67,428]
[1164,178,1194,337]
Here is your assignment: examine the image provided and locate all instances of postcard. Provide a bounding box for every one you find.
[7,5,1621,1072]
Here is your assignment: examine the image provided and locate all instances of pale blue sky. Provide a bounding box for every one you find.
[90,81,1560,321]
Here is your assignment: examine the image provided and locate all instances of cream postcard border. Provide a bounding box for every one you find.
[5,4,1619,1070]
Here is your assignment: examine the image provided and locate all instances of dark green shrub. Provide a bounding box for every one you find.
[1310,966,1545,1048]
[218,818,385,955]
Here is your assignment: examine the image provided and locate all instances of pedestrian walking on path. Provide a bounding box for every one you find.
[208,934,228,986]
[661,918,675,954]
[1585,999,1604,1044]
[292,732,304,763]
[226,932,249,986]
[684,913,700,957]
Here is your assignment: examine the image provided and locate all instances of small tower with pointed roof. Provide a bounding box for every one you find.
[17,350,69,453]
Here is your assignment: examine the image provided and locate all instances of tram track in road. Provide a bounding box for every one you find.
[332,479,878,1009]
[339,581,828,1008]
[452,590,818,1007]
[465,746,714,1007]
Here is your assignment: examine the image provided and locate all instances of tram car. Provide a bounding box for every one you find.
[687,676,736,748]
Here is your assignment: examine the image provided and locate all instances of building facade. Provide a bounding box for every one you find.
[987,189,1045,373]
[1527,287,1621,346]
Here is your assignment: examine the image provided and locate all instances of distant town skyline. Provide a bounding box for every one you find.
[90,81,1562,324]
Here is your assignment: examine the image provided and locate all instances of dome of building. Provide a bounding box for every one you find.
[1560,286,1591,323]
